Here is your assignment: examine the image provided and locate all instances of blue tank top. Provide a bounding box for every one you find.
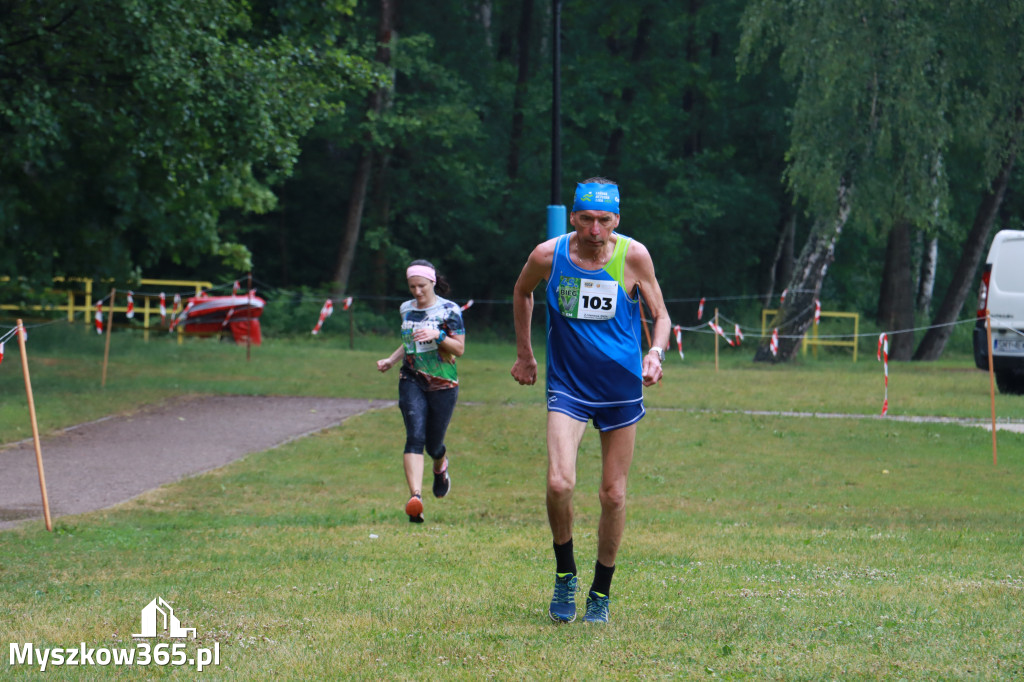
[545,233,643,406]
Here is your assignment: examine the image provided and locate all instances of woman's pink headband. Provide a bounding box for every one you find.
[406,264,436,282]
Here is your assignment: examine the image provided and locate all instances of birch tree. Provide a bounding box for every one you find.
[740,1,954,362]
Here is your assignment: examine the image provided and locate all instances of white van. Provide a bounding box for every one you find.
[974,229,1024,394]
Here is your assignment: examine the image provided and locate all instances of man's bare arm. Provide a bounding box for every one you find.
[628,241,672,385]
[510,240,556,386]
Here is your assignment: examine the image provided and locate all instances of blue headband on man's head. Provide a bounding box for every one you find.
[572,183,620,213]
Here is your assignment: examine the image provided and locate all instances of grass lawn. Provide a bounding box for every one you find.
[1,324,1022,679]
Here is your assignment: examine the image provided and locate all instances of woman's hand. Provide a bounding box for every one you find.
[377,358,394,372]
[412,328,443,343]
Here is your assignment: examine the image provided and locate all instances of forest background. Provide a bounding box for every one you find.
[3,0,1023,362]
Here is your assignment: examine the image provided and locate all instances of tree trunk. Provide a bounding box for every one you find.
[476,0,533,327]
[331,0,395,298]
[754,182,851,363]
[681,0,702,158]
[877,220,916,360]
[761,210,796,307]
[369,148,394,314]
[506,0,533,182]
[477,0,493,48]
[913,153,1015,360]
[916,234,938,316]
[602,11,654,177]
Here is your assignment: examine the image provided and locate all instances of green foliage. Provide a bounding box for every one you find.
[0,1,375,285]
[739,1,1024,235]
[252,0,794,317]
[740,1,947,230]
[6,0,1024,347]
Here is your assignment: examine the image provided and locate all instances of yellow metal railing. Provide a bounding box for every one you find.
[761,309,859,362]
[2,277,214,341]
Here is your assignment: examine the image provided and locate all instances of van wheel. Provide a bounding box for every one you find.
[995,369,1024,395]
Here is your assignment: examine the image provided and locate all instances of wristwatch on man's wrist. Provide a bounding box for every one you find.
[648,346,665,363]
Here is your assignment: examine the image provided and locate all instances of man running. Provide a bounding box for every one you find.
[510,178,671,623]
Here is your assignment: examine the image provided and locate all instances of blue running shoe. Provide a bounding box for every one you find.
[548,573,578,623]
[584,590,609,623]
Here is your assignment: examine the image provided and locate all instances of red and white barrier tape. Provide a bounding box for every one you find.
[814,299,821,325]
[673,324,684,360]
[709,320,734,346]
[159,293,167,323]
[170,299,193,332]
[697,297,705,320]
[769,328,779,357]
[312,299,334,335]
[734,324,744,345]
[877,333,889,416]
[342,296,353,311]
[461,299,474,311]
[780,289,788,304]
[126,291,135,319]
[94,301,103,335]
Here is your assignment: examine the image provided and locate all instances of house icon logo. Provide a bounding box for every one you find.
[132,597,196,639]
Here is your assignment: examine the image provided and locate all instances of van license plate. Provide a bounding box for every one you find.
[994,338,1024,353]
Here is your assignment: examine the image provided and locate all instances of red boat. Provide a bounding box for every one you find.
[174,293,265,344]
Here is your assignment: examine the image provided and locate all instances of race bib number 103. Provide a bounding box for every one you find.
[557,276,618,321]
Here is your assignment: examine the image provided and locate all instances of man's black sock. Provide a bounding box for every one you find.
[553,539,576,576]
[590,560,615,596]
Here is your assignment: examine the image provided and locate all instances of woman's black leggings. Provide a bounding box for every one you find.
[398,377,458,460]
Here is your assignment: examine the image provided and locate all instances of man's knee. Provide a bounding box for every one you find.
[598,483,627,511]
[547,470,576,498]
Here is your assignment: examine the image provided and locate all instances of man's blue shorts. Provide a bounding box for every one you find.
[546,390,645,432]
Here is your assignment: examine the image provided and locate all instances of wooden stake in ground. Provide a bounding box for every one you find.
[985,311,998,466]
[636,285,659,386]
[102,288,116,388]
[637,285,654,350]
[17,319,52,531]
[349,303,355,350]
[247,271,253,362]
[715,308,720,372]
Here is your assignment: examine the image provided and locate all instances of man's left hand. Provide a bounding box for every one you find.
[642,354,663,386]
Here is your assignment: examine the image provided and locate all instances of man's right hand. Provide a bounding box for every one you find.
[510,356,538,385]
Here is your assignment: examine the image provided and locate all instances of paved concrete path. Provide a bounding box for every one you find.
[0,395,391,531]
